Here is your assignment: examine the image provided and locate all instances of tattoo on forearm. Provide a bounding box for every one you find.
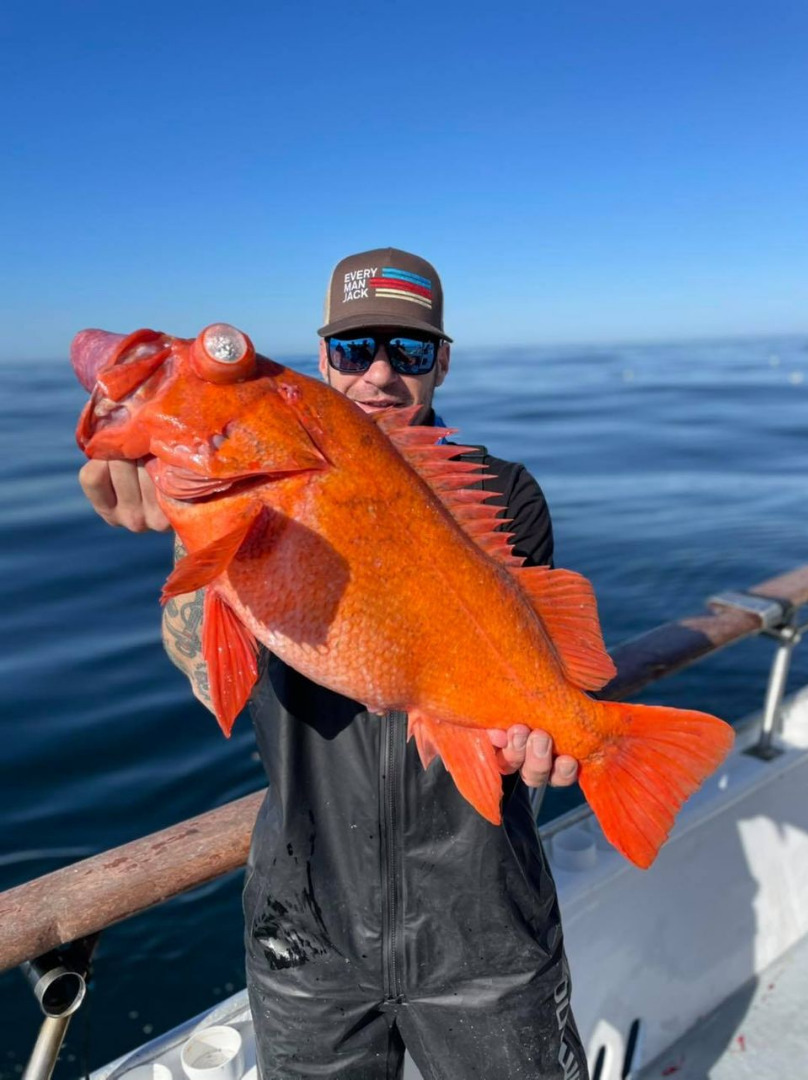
[193,663,211,702]
[164,592,204,660]
[163,535,213,709]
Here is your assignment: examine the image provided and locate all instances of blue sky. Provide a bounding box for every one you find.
[3,0,807,358]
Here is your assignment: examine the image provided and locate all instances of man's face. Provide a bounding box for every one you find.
[318,332,451,424]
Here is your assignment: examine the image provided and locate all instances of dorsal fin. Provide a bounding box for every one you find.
[372,407,522,567]
[514,566,617,691]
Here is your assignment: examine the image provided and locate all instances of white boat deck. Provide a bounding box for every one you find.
[546,685,808,1080]
[637,930,808,1079]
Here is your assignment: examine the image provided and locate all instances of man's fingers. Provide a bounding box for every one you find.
[487,725,529,774]
[108,461,150,528]
[486,729,509,750]
[78,458,170,532]
[138,467,171,532]
[519,731,554,788]
[79,460,117,514]
[549,755,579,788]
[485,726,580,788]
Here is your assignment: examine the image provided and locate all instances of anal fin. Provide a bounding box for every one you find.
[408,709,503,825]
[408,710,440,769]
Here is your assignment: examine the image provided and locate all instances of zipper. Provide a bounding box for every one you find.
[380,709,405,1001]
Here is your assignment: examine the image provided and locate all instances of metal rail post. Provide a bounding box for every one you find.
[21,936,97,1080]
[749,617,805,760]
[22,1017,73,1080]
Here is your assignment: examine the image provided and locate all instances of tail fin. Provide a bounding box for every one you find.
[578,702,734,869]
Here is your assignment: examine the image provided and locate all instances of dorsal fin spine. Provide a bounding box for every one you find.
[371,410,523,567]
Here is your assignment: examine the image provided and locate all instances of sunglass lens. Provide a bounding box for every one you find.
[388,338,436,373]
[328,337,376,372]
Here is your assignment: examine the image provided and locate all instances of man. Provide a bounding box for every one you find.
[79,248,588,1079]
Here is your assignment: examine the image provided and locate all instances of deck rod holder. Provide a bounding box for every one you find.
[709,591,805,761]
[21,934,98,1080]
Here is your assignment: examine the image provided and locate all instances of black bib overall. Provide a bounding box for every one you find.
[243,452,588,1080]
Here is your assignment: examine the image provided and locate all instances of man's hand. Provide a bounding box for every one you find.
[78,459,170,532]
[487,726,579,788]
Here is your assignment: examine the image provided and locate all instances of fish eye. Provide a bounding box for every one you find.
[201,324,249,364]
[191,323,257,383]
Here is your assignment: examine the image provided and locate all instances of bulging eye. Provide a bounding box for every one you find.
[202,324,249,363]
[191,323,257,383]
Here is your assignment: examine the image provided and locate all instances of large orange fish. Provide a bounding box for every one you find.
[72,322,734,868]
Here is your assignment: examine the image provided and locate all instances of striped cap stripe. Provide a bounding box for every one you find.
[370,276,431,299]
[382,267,432,289]
[374,289,433,308]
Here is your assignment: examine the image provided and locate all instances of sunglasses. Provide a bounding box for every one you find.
[326,331,440,375]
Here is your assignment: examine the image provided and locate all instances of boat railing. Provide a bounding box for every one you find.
[5,564,808,1079]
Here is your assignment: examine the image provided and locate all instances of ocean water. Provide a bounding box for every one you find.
[1,338,807,1073]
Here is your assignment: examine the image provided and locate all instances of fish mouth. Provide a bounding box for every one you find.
[71,330,128,391]
[73,328,171,452]
[71,328,162,390]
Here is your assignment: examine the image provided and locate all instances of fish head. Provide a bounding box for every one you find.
[72,323,329,489]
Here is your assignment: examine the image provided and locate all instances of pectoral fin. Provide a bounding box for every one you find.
[161,511,261,601]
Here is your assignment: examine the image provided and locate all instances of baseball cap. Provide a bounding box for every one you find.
[318,247,452,341]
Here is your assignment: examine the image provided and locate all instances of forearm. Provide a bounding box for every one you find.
[161,537,214,712]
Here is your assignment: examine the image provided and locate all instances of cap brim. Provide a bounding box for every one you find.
[318,313,452,343]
